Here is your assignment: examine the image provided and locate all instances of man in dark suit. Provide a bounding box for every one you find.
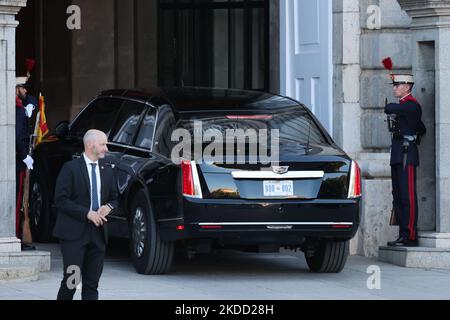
[54,129,118,300]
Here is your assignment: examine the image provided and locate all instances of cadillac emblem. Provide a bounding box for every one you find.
[272,166,289,175]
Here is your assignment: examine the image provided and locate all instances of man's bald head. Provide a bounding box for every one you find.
[84,130,107,146]
[84,130,109,161]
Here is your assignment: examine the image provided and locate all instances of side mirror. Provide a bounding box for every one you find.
[55,121,70,139]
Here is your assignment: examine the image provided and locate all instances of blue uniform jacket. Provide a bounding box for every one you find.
[384,95,426,167]
[20,94,38,108]
[16,106,30,172]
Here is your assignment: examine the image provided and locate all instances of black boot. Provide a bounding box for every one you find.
[387,236,418,247]
[387,236,402,247]
[21,243,36,251]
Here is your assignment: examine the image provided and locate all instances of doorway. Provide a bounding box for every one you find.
[158,0,269,91]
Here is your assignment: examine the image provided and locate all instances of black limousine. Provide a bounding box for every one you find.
[30,87,361,274]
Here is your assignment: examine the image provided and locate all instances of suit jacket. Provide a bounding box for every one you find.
[53,157,119,242]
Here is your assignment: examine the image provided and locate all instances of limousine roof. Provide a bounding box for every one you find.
[100,87,302,113]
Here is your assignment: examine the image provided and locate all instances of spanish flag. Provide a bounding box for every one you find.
[36,94,49,145]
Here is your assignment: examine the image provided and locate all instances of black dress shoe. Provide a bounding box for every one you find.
[387,236,418,247]
[21,243,36,251]
[401,239,418,247]
[387,236,402,247]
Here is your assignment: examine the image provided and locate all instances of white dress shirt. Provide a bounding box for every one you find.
[83,153,102,211]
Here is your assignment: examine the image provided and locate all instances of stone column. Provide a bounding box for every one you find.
[332,0,363,255]
[0,0,26,253]
[398,0,450,247]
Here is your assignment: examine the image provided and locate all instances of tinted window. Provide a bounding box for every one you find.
[70,98,123,137]
[135,107,157,149]
[178,107,327,145]
[111,101,145,145]
[153,105,176,157]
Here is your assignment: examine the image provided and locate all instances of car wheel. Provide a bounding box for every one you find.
[305,240,349,273]
[29,167,51,242]
[129,189,174,274]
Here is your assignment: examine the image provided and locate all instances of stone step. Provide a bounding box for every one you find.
[379,246,450,269]
[0,264,39,282]
[0,251,51,272]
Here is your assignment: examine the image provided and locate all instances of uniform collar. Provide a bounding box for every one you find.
[16,96,23,108]
[400,93,418,104]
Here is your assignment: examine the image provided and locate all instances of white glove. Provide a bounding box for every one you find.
[23,155,34,170]
[24,104,35,118]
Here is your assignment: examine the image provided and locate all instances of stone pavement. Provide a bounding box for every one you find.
[1,240,450,300]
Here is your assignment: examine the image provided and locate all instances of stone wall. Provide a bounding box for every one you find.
[333,0,418,256]
[333,0,362,157]
[358,0,412,257]
[360,0,412,150]
[70,0,158,119]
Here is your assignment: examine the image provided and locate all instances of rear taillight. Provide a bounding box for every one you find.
[348,161,362,198]
[181,161,194,195]
[181,160,203,198]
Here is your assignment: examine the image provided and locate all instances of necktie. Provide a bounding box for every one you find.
[90,163,99,211]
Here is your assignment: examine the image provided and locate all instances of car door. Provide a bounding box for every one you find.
[37,97,124,235]
[107,99,149,219]
[67,97,125,159]
[45,97,124,199]
[147,105,179,222]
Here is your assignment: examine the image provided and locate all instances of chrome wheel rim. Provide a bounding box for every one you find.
[132,208,146,258]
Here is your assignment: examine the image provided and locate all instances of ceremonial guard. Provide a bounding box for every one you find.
[15,77,35,250]
[383,64,427,247]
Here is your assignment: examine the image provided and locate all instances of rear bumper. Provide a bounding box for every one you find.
[159,197,361,245]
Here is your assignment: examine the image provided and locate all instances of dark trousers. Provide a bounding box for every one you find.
[391,164,418,240]
[57,224,106,300]
[16,169,26,238]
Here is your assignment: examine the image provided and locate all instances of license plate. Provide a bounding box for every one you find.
[263,180,294,197]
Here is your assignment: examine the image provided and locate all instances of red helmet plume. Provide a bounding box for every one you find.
[382,57,393,71]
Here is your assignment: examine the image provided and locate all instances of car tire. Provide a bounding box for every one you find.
[129,189,174,274]
[305,240,349,273]
[29,167,52,243]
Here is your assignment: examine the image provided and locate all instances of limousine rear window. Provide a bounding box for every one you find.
[178,109,328,145]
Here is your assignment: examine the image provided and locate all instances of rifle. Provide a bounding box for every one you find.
[21,108,40,244]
